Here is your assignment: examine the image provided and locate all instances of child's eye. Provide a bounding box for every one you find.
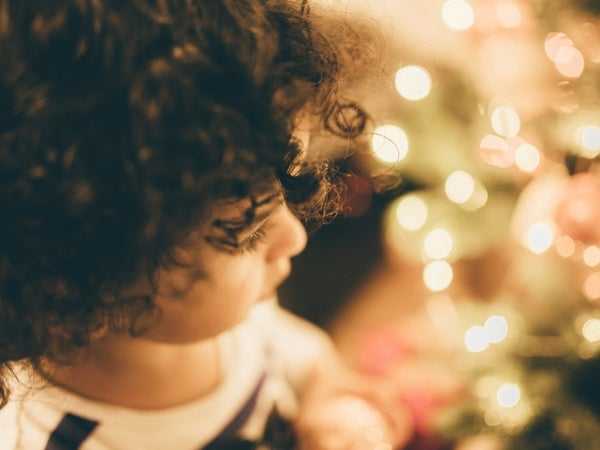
[233,226,268,255]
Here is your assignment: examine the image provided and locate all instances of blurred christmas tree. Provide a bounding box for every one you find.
[315,0,600,448]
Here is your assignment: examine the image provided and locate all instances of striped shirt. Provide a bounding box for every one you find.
[0,301,327,450]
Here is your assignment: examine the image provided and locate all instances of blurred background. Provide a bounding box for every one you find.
[279,1,600,449]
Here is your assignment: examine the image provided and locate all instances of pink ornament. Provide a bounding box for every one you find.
[555,173,600,243]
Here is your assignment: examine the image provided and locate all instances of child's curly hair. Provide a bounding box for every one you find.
[0,0,372,406]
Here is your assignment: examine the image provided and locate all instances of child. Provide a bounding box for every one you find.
[0,0,411,449]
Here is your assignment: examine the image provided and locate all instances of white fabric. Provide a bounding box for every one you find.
[0,301,328,450]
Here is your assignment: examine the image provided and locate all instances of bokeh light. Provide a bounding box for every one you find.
[372,125,409,163]
[396,195,428,231]
[395,65,432,101]
[497,383,521,408]
[544,32,574,62]
[465,326,489,353]
[496,2,522,28]
[582,318,600,343]
[583,246,600,268]
[491,106,521,138]
[555,46,585,79]
[515,143,541,173]
[479,134,514,168]
[484,315,509,344]
[555,235,576,258]
[423,260,454,292]
[524,222,555,255]
[583,272,600,301]
[424,228,454,260]
[442,0,475,31]
[445,170,476,204]
[578,126,600,158]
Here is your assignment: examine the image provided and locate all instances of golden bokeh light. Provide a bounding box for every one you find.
[577,125,600,158]
[583,246,600,268]
[442,0,475,31]
[424,228,454,260]
[372,125,409,163]
[515,143,541,173]
[524,221,555,255]
[582,318,600,343]
[496,383,521,408]
[395,65,432,101]
[423,260,454,292]
[445,170,476,204]
[555,235,576,258]
[583,272,600,301]
[484,315,509,344]
[396,195,428,231]
[491,106,521,138]
[464,325,490,353]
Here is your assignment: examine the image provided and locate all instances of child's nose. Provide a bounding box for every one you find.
[266,205,308,262]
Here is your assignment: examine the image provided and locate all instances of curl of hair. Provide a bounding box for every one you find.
[0,0,373,407]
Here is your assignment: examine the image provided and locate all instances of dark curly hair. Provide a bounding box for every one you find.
[0,0,373,407]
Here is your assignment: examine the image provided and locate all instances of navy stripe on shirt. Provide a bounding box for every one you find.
[45,413,98,450]
[202,372,267,450]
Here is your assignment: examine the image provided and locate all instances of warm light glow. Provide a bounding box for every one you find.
[583,246,600,268]
[424,228,454,260]
[491,106,521,138]
[423,260,454,292]
[484,315,509,344]
[556,235,576,258]
[545,32,574,62]
[524,222,555,255]
[445,170,475,204]
[395,65,432,101]
[515,143,541,173]
[442,0,475,31]
[496,2,522,28]
[372,125,409,163]
[578,126,600,158]
[583,272,600,301]
[555,46,585,79]
[465,326,489,353]
[497,383,521,408]
[582,318,600,343]
[396,195,429,231]
[479,134,513,168]
[463,184,489,211]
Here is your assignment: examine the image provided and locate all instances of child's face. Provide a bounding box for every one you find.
[129,125,312,344]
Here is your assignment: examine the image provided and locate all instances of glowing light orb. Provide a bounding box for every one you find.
[479,134,513,168]
[496,2,522,28]
[555,235,576,258]
[442,0,475,31]
[423,260,454,292]
[555,46,585,79]
[524,222,555,255]
[424,228,454,260]
[372,125,409,163]
[578,126,600,158]
[491,106,521,138]
[583,246,600,267]
[445,171,476,204]
[583,272,600,301]
[544,32,574,62]
[484,315,509,344]
[582,318,600,343]
[464,326,489,353]
[497,383,521,408]
[515,143,541,173]
[395,65,432,101]
[396,195,428,231]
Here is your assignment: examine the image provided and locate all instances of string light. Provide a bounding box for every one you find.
[465,326,490,352]
[577,126,600,158]
[524,221,555,255]
[396,195,428,231]
[582,318,600,343]
[441,0,475,31]
[445,170,476,204]
[372,125,409,163]
[496,383,521,408]
[515,143,541,173]
[395,65,432,101]
[484,315,509,344]
[423,260,454,292]
[491,106,521,138]
[555,235,576,258]
[583,246,600,268]
[424,228,454,260]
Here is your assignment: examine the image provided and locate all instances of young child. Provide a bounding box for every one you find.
[0,1,412,449]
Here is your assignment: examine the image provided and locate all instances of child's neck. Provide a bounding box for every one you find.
[43,335,223,410]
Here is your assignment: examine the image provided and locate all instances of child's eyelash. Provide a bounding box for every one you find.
[234,226,268,255]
